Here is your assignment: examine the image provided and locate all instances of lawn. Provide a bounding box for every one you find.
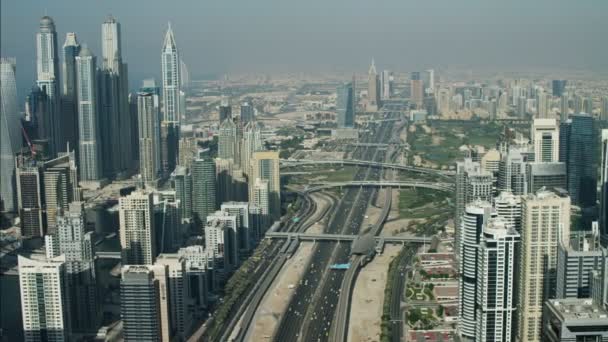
[398,188,450,219]
[408,120,504,166]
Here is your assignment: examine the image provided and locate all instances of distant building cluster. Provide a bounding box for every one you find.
[0,15,281,341]
[454,114,608,341]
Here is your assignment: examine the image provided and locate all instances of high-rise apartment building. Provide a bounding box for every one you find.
[565,114,597,207]
[99,16,132,177]
[43,150,80,233]
[154,254,189,339]
[46,202,100,333]
[16,162,45,237]
[251,151,281,220]
[221,202,252,252]
[531,118,559,162]
[517,190,571,342]
[381,70,392,100]
[455,158,493,249]
[192,157,216,224]
[215,158,235,206]
[218,118,238,161]
[138,92,161,186]
[240,101,254,124]
[219,99,232,123]
[161,23,181,174]
[251,178,270,235]
[119,190,157,265]
[120,266,165,341]
[536,91,550,118]
[475,217,519,342]
[60,33,80,155]
[36,16,61,155]
[542,298,608,341]
[556,229,607,299]
[205,210,238,271]
[0,57,20,213]
[458,201,495,340]
[19,255,69,342]
[172,165,192,222]
[494,191,522,232]
[336,81,355,128]
[75,47,102,181]
[410,71,424,108]
[367,59,380,111]
[498,148,528,195]
[525,162,567,194]
[241,121,263,177]
[600,130,608,246]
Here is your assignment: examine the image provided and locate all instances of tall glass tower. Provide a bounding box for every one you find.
[36,16,61,155]
[0,58,20,213]
[160,23,181,174]
[75,47,102,181]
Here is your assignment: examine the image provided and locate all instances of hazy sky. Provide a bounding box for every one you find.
[2,0,607,94]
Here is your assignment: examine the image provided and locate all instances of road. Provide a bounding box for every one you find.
[274,113,396,341]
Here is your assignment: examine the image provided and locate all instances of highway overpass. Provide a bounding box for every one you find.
[265,231,431,244]
[304,180,454,193]
[280,159,455,178]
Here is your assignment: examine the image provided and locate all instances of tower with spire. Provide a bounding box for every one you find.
[160,22,181,175]
[367,58,380,112]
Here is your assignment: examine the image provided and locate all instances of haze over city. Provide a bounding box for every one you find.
[1,1,608,342]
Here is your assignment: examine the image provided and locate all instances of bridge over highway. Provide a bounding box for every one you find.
[280,159,455,178]
[304,180,454,193]
[265,231,431,244]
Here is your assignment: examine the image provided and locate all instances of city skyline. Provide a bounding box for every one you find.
[2,1,608,99]
[2,3,608,342]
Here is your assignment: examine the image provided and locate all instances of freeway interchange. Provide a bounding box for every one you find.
[209,109,453,342]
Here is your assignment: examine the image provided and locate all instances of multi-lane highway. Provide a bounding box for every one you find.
[274,114,397,341]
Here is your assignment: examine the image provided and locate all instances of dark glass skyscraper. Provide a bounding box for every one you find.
[565,114,597,207]
[336,81,355,128]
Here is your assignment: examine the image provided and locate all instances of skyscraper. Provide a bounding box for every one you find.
[99,15,132,177]
[221,202,252,252]
[497,148,528,195]
[251,151,281,220]
[494,191,522,232]
[138,92,161,187]
[16,162,44,238]
[0,58,20,213]
[36,16,61,155]
[241,121,263,177]
[517,190,570,342]
[46,202,100,333]
[556,229,607,299]
[215,158,235,206]
[43,150,80,233]
[19,255,70,342]
[381,70,392,100]
[458,200,495,340]
[75,47,102,181]
[61,33,80,155]
[120,266,164,341]
[410,71,424,108]
[455,158,493,249]
[172,166,192,222]
[219,99,232,123]
[552,80,567,97]
[154,254,189,339]
[119,190,157,265]
[565,114,597,207]
[336,81,355,128]
[240,101,254,124]
[531,118,559,162]
[367,59,380,111]
[475,217,519,342]
[600,130,608,246]
[218,118,238,161]
[161,23,181,174]
[602,97,608,122]
[205,210,238,271]
[536,91,550,118]
[251,178,270,235]
[191,157,216,224]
